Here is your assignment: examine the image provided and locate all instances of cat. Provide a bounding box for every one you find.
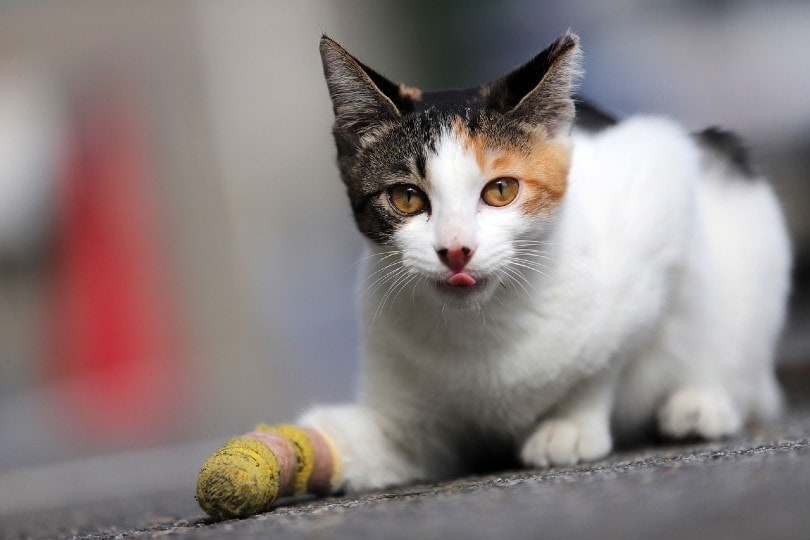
[298,32,792,493]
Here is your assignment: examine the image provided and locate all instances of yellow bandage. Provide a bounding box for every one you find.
[195,437,281,520]
[196,424,340,520]
[266,424,316,495]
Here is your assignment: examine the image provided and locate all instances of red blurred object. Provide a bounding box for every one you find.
[50,81,185,443]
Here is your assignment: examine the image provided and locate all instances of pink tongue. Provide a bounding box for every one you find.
[447,272,477,287]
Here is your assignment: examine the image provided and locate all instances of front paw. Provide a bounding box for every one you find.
[520,418,612,468]
[657,387,742,440]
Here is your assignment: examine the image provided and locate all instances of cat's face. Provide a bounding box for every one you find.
[320,34,580,307]
[376,114,571,307]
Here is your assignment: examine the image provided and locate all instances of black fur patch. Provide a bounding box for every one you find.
[695,127,757,178]
[336,111,440,243]
[417,88,487,112]
[575,98,617,132]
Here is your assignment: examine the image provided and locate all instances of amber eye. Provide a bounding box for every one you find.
[481,177,519,207]
[388,184,428,215]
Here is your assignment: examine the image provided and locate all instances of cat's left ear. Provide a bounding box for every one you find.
[486,32,582,137]
[319,36,404,145]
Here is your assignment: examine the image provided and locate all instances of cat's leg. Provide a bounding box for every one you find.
[520,367,619,468]
[628,288,781,441]
[618,311,751,441]
[616,325,755,442]
[298,404,429,493]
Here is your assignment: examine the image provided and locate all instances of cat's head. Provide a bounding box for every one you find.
[320,33,581,308]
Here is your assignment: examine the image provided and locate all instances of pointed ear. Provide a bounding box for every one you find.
[319,36,403,143]
[486,32,582,137]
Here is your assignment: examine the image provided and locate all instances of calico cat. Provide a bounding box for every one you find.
[300,32,791,492]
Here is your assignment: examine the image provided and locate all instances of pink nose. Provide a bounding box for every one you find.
[436,246,474,273]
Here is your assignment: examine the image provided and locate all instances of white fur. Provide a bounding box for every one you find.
[300,116,791,492]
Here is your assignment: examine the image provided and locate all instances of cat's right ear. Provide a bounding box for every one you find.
[319,36,402,144]
[486,32,582,138]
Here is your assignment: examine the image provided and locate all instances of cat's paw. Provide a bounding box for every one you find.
[657,387,742,440]
[520,418,612,468]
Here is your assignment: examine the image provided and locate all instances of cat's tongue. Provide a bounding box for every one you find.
[447,272,477,287]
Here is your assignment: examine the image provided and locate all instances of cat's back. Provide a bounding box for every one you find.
[565,114,701,291]
[567,107,787,270]
[569,113,701,220]
[560,111,765,354]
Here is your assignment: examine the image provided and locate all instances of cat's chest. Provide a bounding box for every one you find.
[368,304,599,435]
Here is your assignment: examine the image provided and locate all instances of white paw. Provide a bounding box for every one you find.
[520,418,612,468]
[658,387,742,440]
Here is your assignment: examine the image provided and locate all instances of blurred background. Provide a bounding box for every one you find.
[0,0,808,519]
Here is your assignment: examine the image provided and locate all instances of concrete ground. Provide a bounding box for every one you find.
[3,367,809,540]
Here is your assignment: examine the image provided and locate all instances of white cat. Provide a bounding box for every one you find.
[299,32,791,493]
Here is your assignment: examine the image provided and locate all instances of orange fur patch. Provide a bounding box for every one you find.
[398,83,423,101]
[452,117,571,214]
[502,141,570,214]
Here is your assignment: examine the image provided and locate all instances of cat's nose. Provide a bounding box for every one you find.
[436,246,474,273]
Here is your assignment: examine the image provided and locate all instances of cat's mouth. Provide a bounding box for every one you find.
[447,272,477,287]
[434,271,488,296]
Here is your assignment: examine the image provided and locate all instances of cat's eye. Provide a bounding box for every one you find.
[482,177,519,207]
[388,184,428,215]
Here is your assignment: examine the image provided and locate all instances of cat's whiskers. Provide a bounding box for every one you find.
[381,272,420,316]
[510,241,596,304]
[362,253,405,278]
[368,249,403,265]
[352,251,411,346]
[512,239,559,252]
[372,266,411,320]
[512,249,555,261]
[361,260,410,333]
[374,266,417,318]
[345,249,402,277]
[510,246,588,315]
[409,276,425,306]
[513,238,596,281]
[360,258,409,299]
[501,265,535,297]
[510,258,558,284]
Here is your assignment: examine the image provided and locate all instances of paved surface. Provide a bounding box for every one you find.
[3,369,809,540]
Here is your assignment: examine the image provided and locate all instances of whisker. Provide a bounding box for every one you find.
[352,248,402,266]
[512,250,555,261]
[502,273,518,293]
[499,271,522,296]
[360,259,408,298]
[375,268,414,319]
[510,260,558,284]
[512,240,558,251]
[343,249,402,276]
[513,244,599,316]
[502,266,534,296]
[410,276,425,306]
[388,274,419,312]
[368,267,409,325]
[364,256,406,280]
